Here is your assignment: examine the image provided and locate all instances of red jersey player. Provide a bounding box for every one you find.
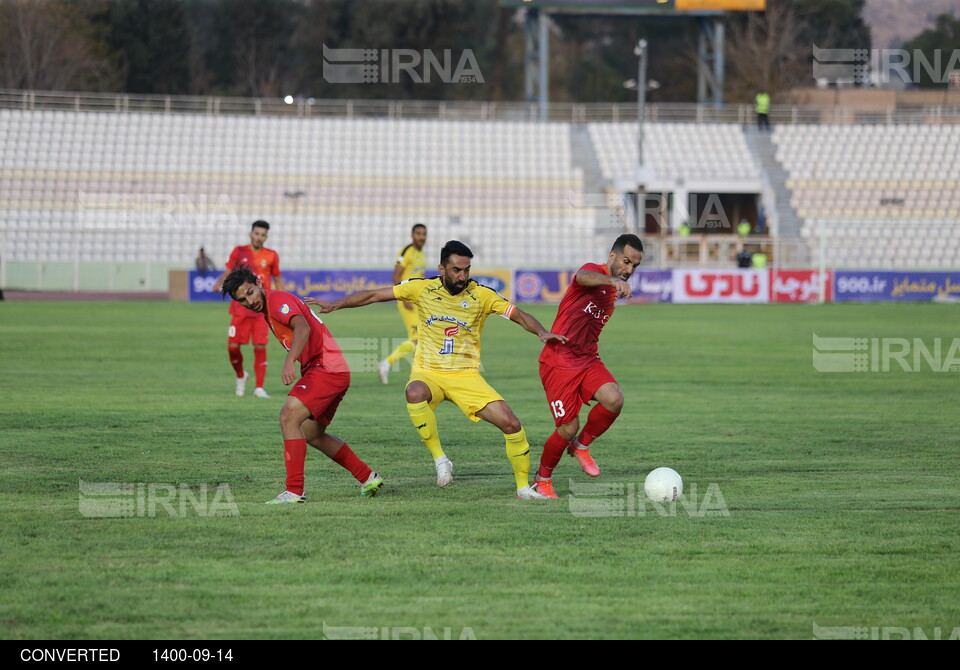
[213,221,281,399]
[220,265,383,503]
[533,234,644,499]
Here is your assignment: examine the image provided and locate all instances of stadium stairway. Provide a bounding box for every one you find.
[570,123,617,232]
[744,127,802,239]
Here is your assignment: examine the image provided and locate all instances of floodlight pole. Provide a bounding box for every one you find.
[524,9,550,122]
[636,39,647,233]
[539,11,549,121]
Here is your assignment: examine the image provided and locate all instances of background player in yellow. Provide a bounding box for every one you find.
[307,240,567,499]
[378,223,428,384]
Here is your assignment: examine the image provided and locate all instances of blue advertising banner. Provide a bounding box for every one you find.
[833,271,960,302]
[626,269,673,303]
[513,270,576,303]
[188,269,394,303]
[470,269,513,301]
[188,271,225,302]
[513,269,673,303]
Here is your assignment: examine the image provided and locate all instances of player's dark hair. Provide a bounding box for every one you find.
[412,223,426,233]
[251,220,270,231]
[221,265,258,301]
[440,240,473,266]
[612,233,643,255]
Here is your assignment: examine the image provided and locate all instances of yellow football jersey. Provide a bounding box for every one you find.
[395,244,428,283]
[393,278,517,372]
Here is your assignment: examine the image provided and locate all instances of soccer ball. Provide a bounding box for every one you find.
[644,467,683,503]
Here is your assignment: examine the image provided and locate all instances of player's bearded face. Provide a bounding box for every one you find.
[440,255,471,295]
[233,280,265,312]
[608,245,643,282]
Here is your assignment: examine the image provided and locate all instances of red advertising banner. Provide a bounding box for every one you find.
[770,270,833,303]
[673,269,769,303]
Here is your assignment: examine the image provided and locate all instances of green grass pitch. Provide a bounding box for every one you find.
[1,300,958,639]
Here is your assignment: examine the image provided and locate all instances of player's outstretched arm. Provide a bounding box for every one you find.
[303,287,397,313]
[509,307,569,345]
[575,269,632,299]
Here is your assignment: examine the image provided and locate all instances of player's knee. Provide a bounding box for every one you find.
[278,404,299,429]
[502,416,523,435]
[598,386,624,413]
[606,391,624,414]
[405,382,431,404]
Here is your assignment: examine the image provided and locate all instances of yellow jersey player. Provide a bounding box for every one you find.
[306,240,568,499]
[378,223,428,384]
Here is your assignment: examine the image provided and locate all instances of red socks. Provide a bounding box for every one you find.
[537,430,570,480]
[228,346,244,378]
[578,404,620,447]
[283,439,372,495]
[537,405,621,480]
[331,443,372,483]
[283,438,307,495]
[254,347,268,387]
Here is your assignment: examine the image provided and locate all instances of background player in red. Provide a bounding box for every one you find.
[220,265,383,503]
[213,220,281,399]
[533,234,644,499]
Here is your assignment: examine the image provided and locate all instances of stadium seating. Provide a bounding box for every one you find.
[588,121,762,191]
[0,110,598,270]
[2,107,958,285]
[773,124,960,268]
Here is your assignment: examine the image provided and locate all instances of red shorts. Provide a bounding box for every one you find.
[288,367,350,426]
[539,360,617,427]
[228,315,269,346]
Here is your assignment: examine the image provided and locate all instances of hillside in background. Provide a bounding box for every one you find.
[864,0,959,48]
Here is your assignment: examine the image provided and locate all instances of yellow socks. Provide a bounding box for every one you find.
[406,400,444,460]
[408,402,531,491]
[504,428,531,491]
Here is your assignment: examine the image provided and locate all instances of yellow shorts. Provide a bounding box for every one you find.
[408,369,504,422]
[397,301,419,341]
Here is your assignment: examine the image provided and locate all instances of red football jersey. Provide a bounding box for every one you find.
[263,290,349,374]
[538,263,617,369]
[226,245,281,318]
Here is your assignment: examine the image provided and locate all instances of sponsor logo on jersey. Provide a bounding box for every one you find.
[444,325,460,337]
[280,304,291,315]
[583,300,611,324]
[425,315,473,332]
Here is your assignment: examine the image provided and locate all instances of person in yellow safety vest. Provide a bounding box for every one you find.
[755,92,770,131]
[737,220,752,237]
[751,252,767,269]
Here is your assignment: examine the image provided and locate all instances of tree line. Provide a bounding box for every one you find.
[0,0,954,103]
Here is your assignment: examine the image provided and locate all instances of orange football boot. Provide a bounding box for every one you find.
[534,478,559,499]
[569,446,600,477]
